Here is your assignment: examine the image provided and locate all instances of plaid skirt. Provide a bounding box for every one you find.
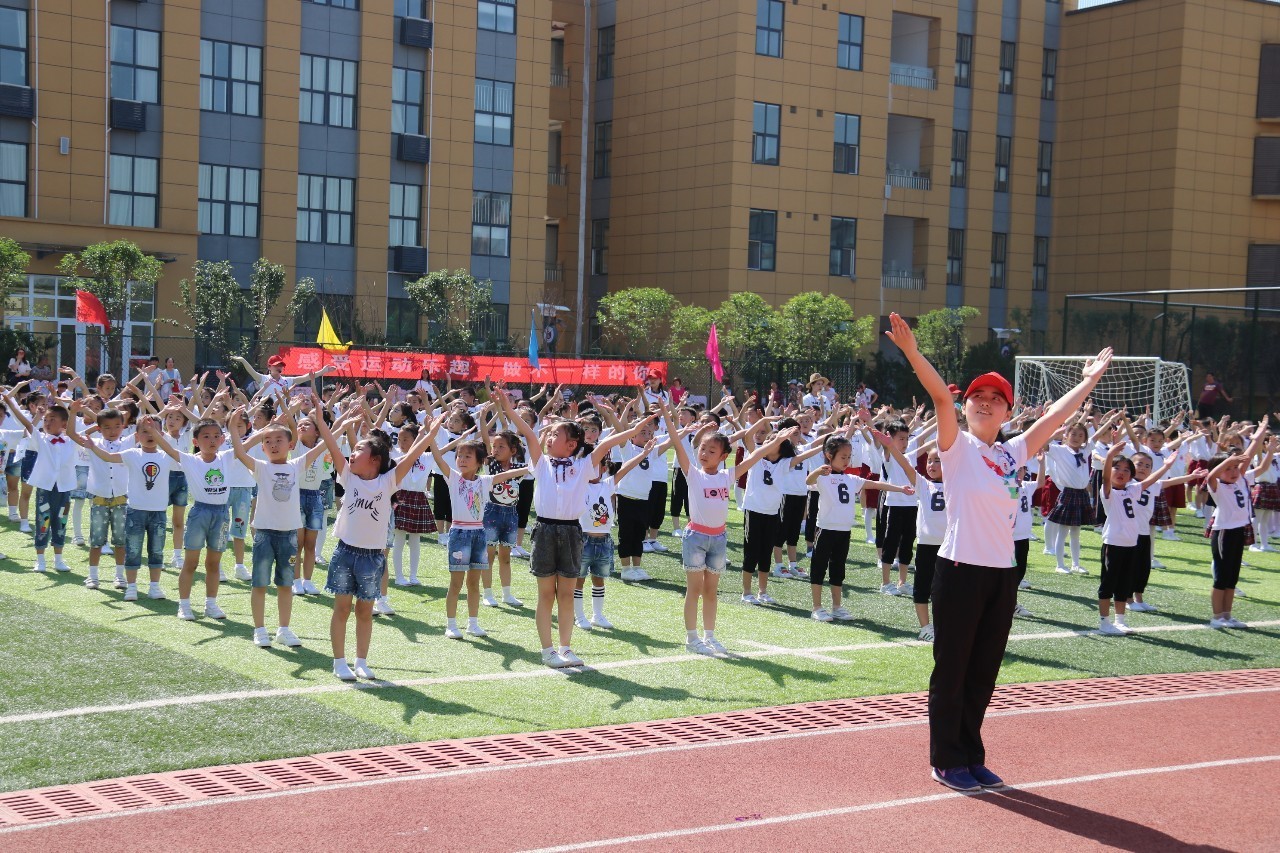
[1253,481,1280,512]
[1152,494,1173,527]
[1206,521,1255,547]
[1047,486,1094,527]
[1037,477,1061,516]
[1164,480,1187,509]
[392,489,438,534]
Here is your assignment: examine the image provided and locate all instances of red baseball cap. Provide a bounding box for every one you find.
[646,368,664,381]
[963,372,1013,406]
[267,355,285,367]
[947,383,961,395]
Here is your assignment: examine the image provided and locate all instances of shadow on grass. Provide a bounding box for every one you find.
[563,667,701,711]
[715,651,838,689]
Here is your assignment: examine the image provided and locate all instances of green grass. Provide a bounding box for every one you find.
[0,505,1277,792]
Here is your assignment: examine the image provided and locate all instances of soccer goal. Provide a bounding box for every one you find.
[1014,356,1192,424]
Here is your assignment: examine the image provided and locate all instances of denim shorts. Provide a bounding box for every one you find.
[299,489,325,531]
[71,465,89,500]
[20,449,37,482]
[251,529,297,588]
[529,519,583,579]
[325,541,386,601]
[483,503,519,548]
[227,486,254,539]
[90,500,127,549]
[124,507,168,570]
[448,526,488,571]
[682,529,728,574]
[184,501,229,553]
[168,470,188,508]
[580,533,615,579]
[4,450,19,478]
[319,475,335,510]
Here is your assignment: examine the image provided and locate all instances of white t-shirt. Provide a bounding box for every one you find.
[447,470,494,527]
[220,436,257,488]
[579,478,616,534]
[1014,480,1035,541]
[121,447,176,512]
[0,426,23,459]
[685,465,731,529]
[802,392,832,413]
[180,450,235,505]
[413,379,438,401]
[532,454,598,521]
[335,468,396,549]
[251,457,308,531]
[1133,480,1164,529]
[292,442,327,491]
[395,448,430,493]
[915,478,948,546]
[1211,471,1255,531]
[740,457,786,514]
[938,431,1029,567]
[612,441,655,501]
[1044,442,1092,490]
[854,388,875,408]
[1101,482,1143,546]
[813,472,865,532]
[85,434,135,498]
[882,447,917,507]
[780,456,809,497]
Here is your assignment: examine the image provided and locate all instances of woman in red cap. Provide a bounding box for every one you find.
[232,354,334,401]
[886,312,1112,793]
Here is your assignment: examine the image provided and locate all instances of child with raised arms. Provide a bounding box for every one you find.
[1126,448,1203,614]
[1095,440,1164,636]
[390,422,436,588]
[5,389,78,574]
[737,421,813,605]
[1205,422,1273,628]
[70,407,133,589]
[1043,412,1114,575]
[481,425,525,606]
[575,446,655,631]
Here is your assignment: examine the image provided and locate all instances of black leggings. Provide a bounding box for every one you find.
[1131,533,1152,595]
[1211,526,1246,590]
[670,469,689,518]
[647,480,668,530]
[742,510,780,574]
[1098,543,1138,602]
[775,494,807,547]
[616,495,649,558]
[1014,538,1029,583]
[804,491,820,545]
[809,528,850,587]
[880,505,918,566]
[913,543,940,604]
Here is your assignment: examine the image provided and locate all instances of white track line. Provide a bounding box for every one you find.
[3,619,1278,726]
[737,639,848,664]
[516,754,1280,852]
[0,688,1274,835]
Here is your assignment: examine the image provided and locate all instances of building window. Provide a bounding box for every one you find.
[1254,137,1280,196]
[390,183,421,247]
[1033,236,1048,291]
[386,297,421,346]
[752,101,780,165]
[834,113,860,174]
[837,14,863,71]
[0,142,25,217]
[999,41,1016,94]
[474,78,514,145]
[392,67,424,134]
[990,232,1007,289]
[829,217,856,277]
[1247,244,1280,309]
[947,229,965,286]
[472,190,511,257]
[1257,44,1280,119]
[395,0,426,15]
[198,164,260,237]
[479,0,515,33]
[309,0,358,8]
[950,129,968,188]
[756,0,784,58]
[300,55,356,128]
[1037,141,1053,197]
[296,175,354,245]
[995,135,1011,192]
[108,155,158,228]
[110,26,160,104]
[748,209,776,271]
[591,219,609,275]
[1042,48,1057,100]
[0,9,27,87]
[594,121,612,178]
[955,33,972,89]
[200,40,262,116]
[597,25,615,79]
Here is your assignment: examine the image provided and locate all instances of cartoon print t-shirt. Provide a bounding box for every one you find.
[120,447,176,513]
[578,477,616,533]
[335,468,397,549]
[180,449,234,506]
[251,457,307,532]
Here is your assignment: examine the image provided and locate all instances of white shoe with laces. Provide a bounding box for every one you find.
[54,558,71,572]
[512,545,531,559]
[1113,618,1133,634]
[757,593,777,605]
[303,579,321,596]
[770,564,789,579]
[482,592,500,607]
[740,593,759,605]
[641,540,654,553]
[685,638,714,655]
[73,536,86,547]
[373,596,395,616]
[897,582,915,596]
[559,648,584,667]
[918,623,935,642]
[811,608,833,622]
[630,568,651,581]
[444,625,464,639]
[466,622,488,637]
[176,602,195,621]
[1013,603,1033,618]
[123,586,138,602]
[333,659,357,681]
[1071,565,1088,575]
[503,592,524,607]
[831,606,853,621]
[205,601,227,620]
[575,614,593,630]
[541,648,567,668]
[148,584,166,600]
[291,578,304,595]
[83,577,99,590]
[1098,619,1125,636]
[1054,566,1072,574]
[1225,617,1248,629]
[235,565,252,581]
[881,583,901,596]
[591,613,614,629]
[1151,557,1166,569]
[274,626,302,647]
[1208,617,1228,629]
[649,539,667,552]
[253,627,271,647]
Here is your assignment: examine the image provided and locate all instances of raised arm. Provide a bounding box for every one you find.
[1139,450,1176,491]
[884,313,957,451]
[392,415,440,485]
[492,383,541,465]
[615,439,657,481]
[1019,350,1114,453]
[427,414,455,480]
[737,426,799,479]
[1101,441,1123,498]
[871,429,918,486]
[231,356,267,384]
[228,408,259,472]
[658,401,693,475]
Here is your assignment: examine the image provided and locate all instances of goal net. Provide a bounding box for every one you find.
[1014,356,1192,425]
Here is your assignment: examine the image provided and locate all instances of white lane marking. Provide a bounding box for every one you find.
[736,639,847,664]
[3,619,1277,726]
[0,687,1275,835]
[516,754,1280,852]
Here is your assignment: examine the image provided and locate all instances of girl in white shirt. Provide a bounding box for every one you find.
[1205,424,1273,628]
[738,424,805,605]
[390,423,436,588]
[1251,438,1280,553]
[1127,450,1203,614]
[910,449,946,639]
[1096,444,1145,636]
[886,312,1112,793]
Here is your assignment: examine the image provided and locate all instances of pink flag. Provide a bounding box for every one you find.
[706,323,724,383]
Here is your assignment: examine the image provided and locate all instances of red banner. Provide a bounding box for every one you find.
[278,347,667,387]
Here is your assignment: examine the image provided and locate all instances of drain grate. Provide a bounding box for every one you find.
[1,668,1276,829]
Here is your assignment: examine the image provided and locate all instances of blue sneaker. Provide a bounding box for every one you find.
[932,766,981,792]
[968,765,1005,788]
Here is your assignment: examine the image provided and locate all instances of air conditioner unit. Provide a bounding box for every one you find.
[396,133,431,163]
[392,245,429,275]
[110,99,147,132]
[0,83,33,119]
[400,17,433,49]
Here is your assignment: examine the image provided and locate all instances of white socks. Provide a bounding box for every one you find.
[573,588,586,620]
[1044,520,1060,552]
[592,586,605,618]
[863,510,874,539]
[71,499,84,539]
[316,524,327,557]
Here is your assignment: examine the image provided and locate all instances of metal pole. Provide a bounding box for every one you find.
[1127,302,1134,354]
[573,0,591,355]
[1189,305,1196,378]
[1248,293,1259,421]
[1060,296,1069,355]
[1159,292,1169,358]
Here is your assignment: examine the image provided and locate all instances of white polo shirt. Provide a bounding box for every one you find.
[938,430,1029,568]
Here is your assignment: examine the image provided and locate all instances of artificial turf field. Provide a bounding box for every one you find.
[0,500,1276,793]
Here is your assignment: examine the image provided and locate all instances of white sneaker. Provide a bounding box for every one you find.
[897,582,915,596]
[482,592,500,607]
[148,585,166,600]
[1248,544,1265,553]
[559,648,584,667]
[1208,617,1229,629]
[1013,603,1033,618]
[1235,588,1246,597]
[274,626,302,647]
[54,558,72,572]
[123,586,138,602]
[831,606,853,621]
[73,536,86,547]
[1151,557,1166,569]
[542,648,567,668]
[1225,617,1248,629]
[1054,566,1072,574]
[641,540,655,553]
[83,577,99,590]
[353,660,377,679]
[686,638,715,655]
[503,592,524,607]
[880,583,901,596]
[218,571,228,583]
[1098,619,1125,636]
[1018,579,1032,590]
[205,601,227,619]
[649,540,667,553]
[314,552,329,566]
[303,579,321,596]
[394,577,411,587]
[865,537,875,545]
[373,596,395,616]
[253,627,271,647]
[811,607,833,622]
[790,566,810,580]
[757,593,777,605]
[176,602,195,621]
[770,564,789,579]
[1042,547,1056,556]
[512,545,531,559]
[1128,601,1155,613]
[591,613,614,629]
[1162,529,1179,541]
[1113,618,1133,634]
[333,659,357,681]
[466,622,488,637]
[575,614,593,630]
[32,559,46,573]
[918,623,935,642]
[444,625,464,639]
[114,576,127,590]
[630,568,651,581]
[703,636,728,654]
[670,528,685,538]
[291,579,304,595]
[1071,565,1088,575]
[171,552,182,569]
[235,565,251,581]
[19,521,30,533]
[741,593,760,605]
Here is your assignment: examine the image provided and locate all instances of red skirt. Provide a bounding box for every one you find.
[1151,495,1172,527]
[1164,480,1187,509]
[1253,481,1280,512]
[1037,477,1061,516]
[735,446,747,489]
[393,489,437,534]
[860,465,881,509]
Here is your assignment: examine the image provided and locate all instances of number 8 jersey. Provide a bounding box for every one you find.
[1101,481,1143,546]
[811,471,867,532]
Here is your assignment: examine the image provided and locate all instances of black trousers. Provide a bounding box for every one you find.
[775,494,807,547]
[1211,526,1246,590]
[616,495,649,558]
[804,491,820,545]
[881,505,918,565]
[928,560,1018,769]
[1014,538,1029,583]
[670,469,689,518]
[647,480,668,530]
[913,543,940,604]
[809,528,850,587]
[742,510,780,573]
[1131,533,1152,595]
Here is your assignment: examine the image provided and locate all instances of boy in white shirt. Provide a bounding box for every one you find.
[4,394,78,573]
[73,407,134,590]
[1204,423,1273,628]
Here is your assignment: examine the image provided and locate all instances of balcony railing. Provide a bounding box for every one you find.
[550,67,570,87]
[889,63,938,90]
[545,263,564,283]
[548,165,568,186]
[882,267,927,290]
[886,167,932,191]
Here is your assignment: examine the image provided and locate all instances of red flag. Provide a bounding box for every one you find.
[75,290,111,332]
[706,322,724,384]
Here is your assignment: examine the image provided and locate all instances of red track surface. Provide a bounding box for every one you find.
[6,674,1280,852]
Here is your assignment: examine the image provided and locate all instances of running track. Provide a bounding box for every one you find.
[5,671,1278,851]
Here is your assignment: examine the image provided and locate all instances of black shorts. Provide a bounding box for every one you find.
[516,478,534,528]
[670,468,689,518]
[647,480,668,530]
[1098,543,1139,601]
[1210,526,1246,590]
[914,543,940,604]
[880,505,918,566]
[529,518,583,579]
[432,474,452,524]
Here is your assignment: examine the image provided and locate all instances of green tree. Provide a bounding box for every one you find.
[58,240,164,374]
[775,292,875,362]
[595,287,679,355]
[914,306,980,382]
[0,237,30,303]
[404,268,494,354]
[666,303,713,358]
[711,292,780,362]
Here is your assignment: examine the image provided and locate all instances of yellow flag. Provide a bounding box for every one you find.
[317,307,351,353]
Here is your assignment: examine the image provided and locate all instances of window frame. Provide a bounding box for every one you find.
[829,217,857,277]
[108,154,159,229]
[471,190,512,257]
[110,25,161,104]
[995,135,1012,193]
[0,8,28,87]
[392,67,424,135]
[299,55,357,129]
[834,112,860,175]
[947,228,965,287]
[593,120,612,178]
[990,232,1008,290]
[1042,48,1057,100]
[950,129,968,188]
[0,141,26,218]
[591,218,609,275]
[390,182,422,248]
[199,39,262,117]
[474,78,515,146]
[296,174,354,246]
[1033,236,1048,291]
[955,33,972,89]
[1037,141,1053,197]
[837,13,863,71]
[597,25,615,80]
[478,0,516,34]
[308,0,358,8]
[747,208,777,271]
[198,163,260,238]
[752,101,781,166]
[756,0,784,58]
[999,41,1016,95]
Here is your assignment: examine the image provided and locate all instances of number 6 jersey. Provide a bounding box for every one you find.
[1210,471,1255,532]
[1101,481,1143,546]
[915,478,947,546]
[812,471,867,532]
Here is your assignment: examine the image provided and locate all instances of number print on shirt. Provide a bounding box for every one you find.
[1122,496,1135,519]
[1138,492,1150,507]
[1019,495,1029,513]
[639,458,650,470]
[1235,488,1247,509]
[836,482,850,504]
[932,491,947,512]
[762,469,773,486]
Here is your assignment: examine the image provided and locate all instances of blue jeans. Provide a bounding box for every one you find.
[682,529,728,574]
[580,533,615,579]
[71,466,89,499]
[20,449,36,482]
[124,507,167,570]
[4,450,19,477]
[34,487,70,549]
[319,476,335,510]
[325,541,385,601]
[252,529,297,588]
[168,471,188,507]
[299,489,324,531]
[184,501,230,552]
[227,486,253,540]
[483,503,519,547]
[90,500,127,549]
[447,526,488,571]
